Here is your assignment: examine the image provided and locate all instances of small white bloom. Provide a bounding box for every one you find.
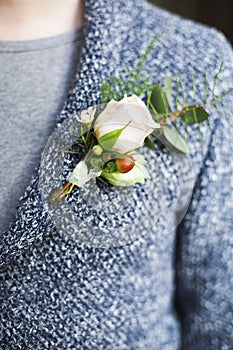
[94,94,160,153]
[75,106,96,125]
[68,160,101,187]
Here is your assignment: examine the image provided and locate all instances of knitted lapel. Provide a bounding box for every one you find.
[0,0,144,266]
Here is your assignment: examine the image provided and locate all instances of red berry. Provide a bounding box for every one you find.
[116,155,135,173]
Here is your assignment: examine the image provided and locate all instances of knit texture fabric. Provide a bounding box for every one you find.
[0,27,83,233]
[0,1,233,349]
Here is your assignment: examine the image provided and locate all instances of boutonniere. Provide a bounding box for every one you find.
[51,35,232,203]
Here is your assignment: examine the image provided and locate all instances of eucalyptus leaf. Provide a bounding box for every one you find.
[183,106,209,125]
[164,77,174,110]
[163,126,190,154]
[150,84,169,116]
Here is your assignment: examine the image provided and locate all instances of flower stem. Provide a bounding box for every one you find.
[50,182,75,204]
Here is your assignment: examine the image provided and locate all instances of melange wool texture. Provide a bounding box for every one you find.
[0,27,83,233]
[0,0,233,349]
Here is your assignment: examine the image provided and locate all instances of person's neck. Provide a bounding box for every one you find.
[0,0,84,41]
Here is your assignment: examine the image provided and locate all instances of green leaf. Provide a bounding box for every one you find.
[98,124,127,150]
[163,126,190,154]
[164,77,174,110]
[183,106,209,125]
[144,136,156,150]
[150,84,169,116]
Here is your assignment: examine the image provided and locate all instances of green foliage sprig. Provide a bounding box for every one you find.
[101,33,162,103]
[100,34,233,154]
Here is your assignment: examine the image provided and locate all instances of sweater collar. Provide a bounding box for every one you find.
[0,0,146,267]
[58,0,145,123]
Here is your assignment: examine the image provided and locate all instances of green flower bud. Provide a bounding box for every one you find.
[92,145,103,156]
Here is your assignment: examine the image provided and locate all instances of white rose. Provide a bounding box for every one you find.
[94,94,160,153]
[101,154,150,186]
[75,106,96,125]
[68,160,101,187]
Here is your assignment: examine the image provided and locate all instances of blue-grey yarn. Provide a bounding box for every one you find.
[0,1,233,349]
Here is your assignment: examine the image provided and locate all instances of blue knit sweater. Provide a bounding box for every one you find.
[0,1,233,349]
